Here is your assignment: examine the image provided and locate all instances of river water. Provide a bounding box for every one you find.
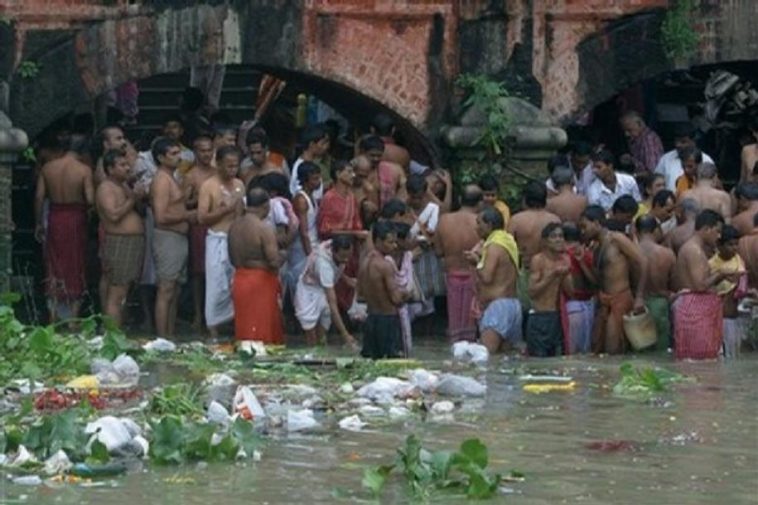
[3,346,757,504]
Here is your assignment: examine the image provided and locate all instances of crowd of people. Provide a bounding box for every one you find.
[33,96,758,360]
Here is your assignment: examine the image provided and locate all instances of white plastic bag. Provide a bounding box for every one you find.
[357,377,417,404]
[85,416,134,452]
[43,450,72,476]
[452,341,489,365]
[287,409,318,432]
[338,415,366,431]
[207,401,231,426]
[436,374,486,397]
[408,369,439,393]
[142,338,177,352]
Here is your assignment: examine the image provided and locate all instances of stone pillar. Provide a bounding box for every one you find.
[0,112,29,293]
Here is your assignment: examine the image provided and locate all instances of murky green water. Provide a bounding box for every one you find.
[3,345,757,504]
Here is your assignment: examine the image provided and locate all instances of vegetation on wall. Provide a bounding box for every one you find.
[661,0,699,61]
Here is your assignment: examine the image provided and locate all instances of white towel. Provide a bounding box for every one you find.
[204,230,234,326]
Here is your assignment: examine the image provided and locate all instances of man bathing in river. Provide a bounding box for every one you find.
[359,221,410,359]
[197,146,245,340]
[466,207,521,354]
[96,149,144,327]
[579,205,647,354]
[228,188,285,344]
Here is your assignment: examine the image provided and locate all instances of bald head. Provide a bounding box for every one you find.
[697,162,717,180]
[461,184,483,208]
[679,198,700,219]
[246,186,270,208]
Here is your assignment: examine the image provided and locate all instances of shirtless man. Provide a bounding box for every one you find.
[636,215,676,350]
[96,149,145,327]
[435,185,482,341]
[370,113,410,171]
[93,126,130,186]
[465,207,521,353]
[579,205,647,354]
[352,155,380,227]
[731,183,758,236]
[183,135,216,330]
[34,132,94,321]
[228,188,285,344]
[198,146,245,340]
[740,117,758,183]
[358,135,406,207]
[150,137,197,337]
[239,129,284,186]
[358,220,409,359]
[738,213,758,289]
[680,163,731,221]
[508,181,561,310]
[665,198,700,253]
[672,209,730,359]
[546,167,588,223]
[526,223,572,356]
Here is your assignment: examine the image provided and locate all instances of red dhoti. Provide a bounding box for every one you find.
[189,224,208,275]
[446,270,477,342]
[232,268,284,344]
[45,203,88,302]
[673,292,723,360]
[593,289,634,354]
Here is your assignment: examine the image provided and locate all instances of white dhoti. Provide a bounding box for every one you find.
[722,317,747,358]
[294,281,331,331]
[566,299,595,354]
[204,230,234,327]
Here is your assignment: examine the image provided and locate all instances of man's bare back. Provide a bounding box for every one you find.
[546,192,588,223]
[639,239,675,296]
[39,153,94,205]
[508,210,561,268]
[740,144,758,183]
[681,185,731,221]
[228,213,280,271]
[674,237,711,292]
[731,205,758,237]
[435,210,480,272]
[665,222,695,254]
[382,142,411,172]
[738,233,758,288]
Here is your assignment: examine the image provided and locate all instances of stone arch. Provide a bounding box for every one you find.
[9,1,443,160]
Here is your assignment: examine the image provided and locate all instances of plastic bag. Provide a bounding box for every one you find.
[452,341,489,365]
[85,416,134,452]
[44,450,72,476]
[142,338,177,352]
[207,401,231,426]
[338,415,366,431]
[430,401,455,414]
[357,377,417,404]
[408,369,439,393]
[436,374,486,397]
[287,409,318,432]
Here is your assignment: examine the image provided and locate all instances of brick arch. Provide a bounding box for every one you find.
[9,1,452,157]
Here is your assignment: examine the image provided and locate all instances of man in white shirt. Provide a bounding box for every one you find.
[289,123,330,202]
[545,141,594,196]
[655,124,713,191]
[586,149,641,211]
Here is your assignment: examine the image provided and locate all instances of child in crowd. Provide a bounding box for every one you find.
[709,225,749,357]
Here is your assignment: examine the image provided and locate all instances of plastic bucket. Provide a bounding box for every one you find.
[623,307,657,350]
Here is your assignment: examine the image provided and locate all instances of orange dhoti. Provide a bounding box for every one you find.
[592,289,634,354]
[232,268,284,344]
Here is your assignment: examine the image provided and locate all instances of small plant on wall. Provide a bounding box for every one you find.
[18,61,40,80]
[661,0,699,62]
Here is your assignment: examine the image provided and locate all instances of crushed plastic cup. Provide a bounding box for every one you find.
[233,386,266,420]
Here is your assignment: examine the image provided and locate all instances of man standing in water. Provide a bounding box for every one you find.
[466,207,521,354]
[183,134,216,330]
[435,185,482,341]
[198,146,245,340]
[579,205,647,354]
[151,138,196,337]
[359,221,409,359]
[35,131,94,321]
[673,210,729,359]
[96,149,144,327]
[229,188,285,344]
[636,215,676,350]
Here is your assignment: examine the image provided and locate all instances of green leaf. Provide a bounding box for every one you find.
[88,439,111,464]
[149,416,185,465]
[28,326,54,354]
[231,418,260,457]
[459,439,488,469]
[429,450,453,480]
[362,464,395,497]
